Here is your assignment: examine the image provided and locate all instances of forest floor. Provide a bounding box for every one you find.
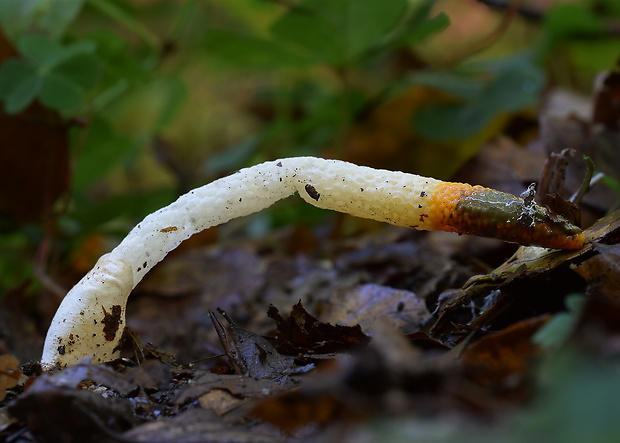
[1,192,620,442]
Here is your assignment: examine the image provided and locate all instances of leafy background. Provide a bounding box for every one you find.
[2,0,616,295]
[1,0,619,440]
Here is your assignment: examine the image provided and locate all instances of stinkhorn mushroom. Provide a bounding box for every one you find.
[42,157,584,367]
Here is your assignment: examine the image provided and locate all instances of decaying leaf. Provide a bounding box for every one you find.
[8,373,136,443]
[198,388,241,415]
[122,408,277,443]
[461,316,548,389]
[209,309,312,382]
[324,283,429,334]
[268,301,371,355]
[252,320,463,433]
[173,372,293,406]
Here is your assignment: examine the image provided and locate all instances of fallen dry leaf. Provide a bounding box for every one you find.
[0,355,20,401]
[198,388,241,415]
[210,309,311,382]
[268,301,371,355]
[251,391,346,434]
[8,374,136,443]
[173,372,293,406]
[122,408,277,442]
[461,316,549,388]
[324,283,429,334]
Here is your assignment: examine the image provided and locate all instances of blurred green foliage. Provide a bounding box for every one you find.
[359,348,620,443]
[0,0,618,295]
[0,34,99,112]
[0,2,619,438]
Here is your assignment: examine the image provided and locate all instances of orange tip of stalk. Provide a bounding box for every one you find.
[428,183,585,250]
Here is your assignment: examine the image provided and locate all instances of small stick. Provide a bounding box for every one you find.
[41,157,584,367]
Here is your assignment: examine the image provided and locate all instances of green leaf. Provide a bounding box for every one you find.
[600,0,620,15]
[70,188,175,231]
[379,0,449,50]
[86,0,158,48]
[400,11,450,44]
[0,59,33,100]
[405,71,484,100]
[480,59,545,113]
[413,102,492,140]
[18,34,95,70]
[17,34,65,68]
[87,30,150,86]
[87,29,128,59]
[568,39,620,74]
[5,71,41,114]
[413,57,545,141]
[71,117,137,190]
[271,0,407,64]
[511,351,620,443]
[270,9,342,64]
[53,53,100,90]
[203,136,259,175]
[533,295,585,350]
[544,3,604,43]
[0,59,41,113]
[37,0,84,39]
[0,0,83,40]
[40,72,84,110]
[0,0,33,39]
[204,29,311,69]
[152,75,187,131]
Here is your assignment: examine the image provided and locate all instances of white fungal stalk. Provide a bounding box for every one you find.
[42,157,584,367]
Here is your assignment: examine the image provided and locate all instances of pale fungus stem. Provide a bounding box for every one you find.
[41,157,584,367]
